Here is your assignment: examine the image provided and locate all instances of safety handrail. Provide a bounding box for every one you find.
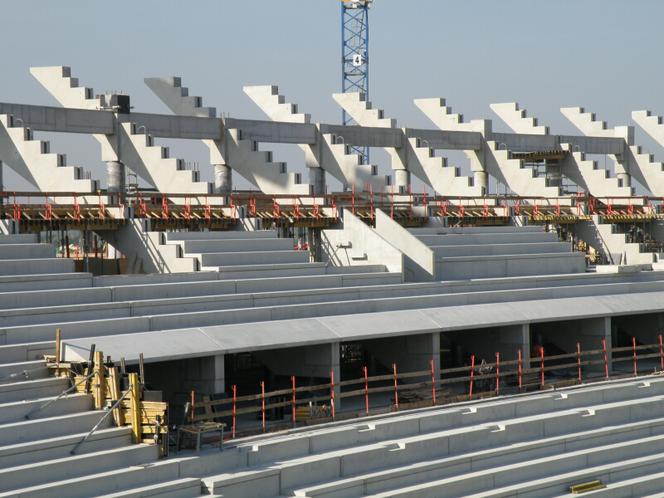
[70,384,133,455]
[24,371,95,420]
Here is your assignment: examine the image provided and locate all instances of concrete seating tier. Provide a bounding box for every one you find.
[0,235,71,276]
[186,377,664,497]
[6,272,664,345]
[414,225,585,280]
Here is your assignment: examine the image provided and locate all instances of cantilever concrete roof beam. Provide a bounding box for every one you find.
[403,128,482,151]
[0,102,113,135]
[126,112,222,141]
[223,117,316,144]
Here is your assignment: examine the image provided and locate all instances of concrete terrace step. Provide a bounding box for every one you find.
[0,244,54,259]
[0,458,184,498]
[0,271,403,311]
[173,237,295,253]
[165,230,278,241]
[0,444,158,493]
[0,376,68,403]
[434,451,664,498]
[7,276,664,344]
[408,226,544,235]
[0,272,92,292]
[208,262,328,278]
[204,392,664,496]
[432,242,571,257]
[0,426,131,468]
[95,478,203,498]
[438,252,586,280]
[0,258,74,275]
[0,410,111,446]
[231,378,664,457]
[415,231,558,246]
[0,392,91,423]
[197,250,310,267]
[0,342,53,364]
[291,417,664,497]
[0,234,38,244]
[0,360,49,381]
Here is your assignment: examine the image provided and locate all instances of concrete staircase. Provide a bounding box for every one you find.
[0,114,98,192]
[120,122,212,194]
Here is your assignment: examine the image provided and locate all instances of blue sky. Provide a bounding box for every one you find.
[2,0,663,191]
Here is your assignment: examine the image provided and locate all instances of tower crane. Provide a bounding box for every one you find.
[341,0,372,164]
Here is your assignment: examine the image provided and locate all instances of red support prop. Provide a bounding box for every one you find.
[363,366,369,415]
[469,355,475,400]
[517,349,523,390]
[430,358,437,405]
[232,385,237,438]
[539,347,545,388]
[291,376,296,426]
[632,336,638,376]
[392,363,399,410]
[576,342,582,383]
[260,381,266,433]
[659,334,663,371]
[330,370,336,420]
[602,338,609,380]
[495,352,500,394]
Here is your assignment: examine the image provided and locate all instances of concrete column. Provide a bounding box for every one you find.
[106,161,125,193]
[183,354,225,395]
[309,167,326,196]
[394,169,410,193]
[214,164,232,193]
[499,324,530,363]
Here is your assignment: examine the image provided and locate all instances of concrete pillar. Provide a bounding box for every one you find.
[308,167,325,196]
[214,164,232,193]
[499,324,530,363]
[394,169,410,193]
[106,161,125,193]
[183,354,225,395]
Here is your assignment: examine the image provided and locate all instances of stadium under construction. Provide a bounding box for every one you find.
[2,64,664,496]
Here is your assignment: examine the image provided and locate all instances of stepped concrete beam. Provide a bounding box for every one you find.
[334,93,480,195]
[31,66,211,195]
[119,122,211,194]
[560,145,634,197]
[485,139,561,197]
[146,77,312,195]
[490,102,549,135]
[414,97,477,132]
[414,96,490,193]
[628,110,664,196]
[143,77,230,190]
[560,106,633,188]
[0,115,97,192]
[245,85,387,191]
